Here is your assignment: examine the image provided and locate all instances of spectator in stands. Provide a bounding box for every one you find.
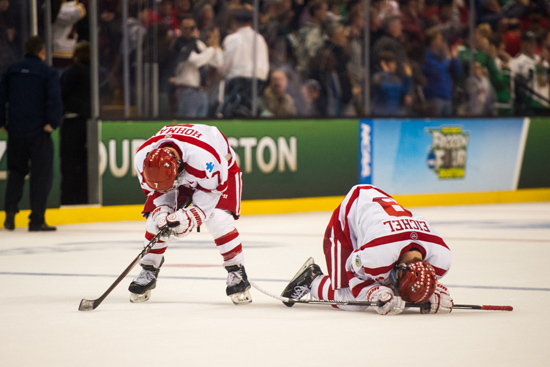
[433,0,464,45]
[220,6,269,117]
[309,21,353,116]
[465,60,494,116]
[421,27,462,117]
[489,33,513,116]
[372,15,410,80]
[371,50,413,116]
[98,0,122,105]
[399,0,424,48]
[468,24,512,115]
[509,31,550,114]
[261,69,297,116]
[145,22,178,118]
[158,0,181,37]
[368,5,384,47]
[300,78,322,116]
[503,18,522,57]
[197,4,216,44]
[52,0,87,75]
[172,0,193,23]
[172,16,222,117]
[294,0,328,78]
[0,0,17,76]
[261,0,295,69]
[347,6,367,115]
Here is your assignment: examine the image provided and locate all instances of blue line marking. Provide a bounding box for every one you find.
[1,271,548,292]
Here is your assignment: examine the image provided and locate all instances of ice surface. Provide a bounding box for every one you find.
[1,203,549,367]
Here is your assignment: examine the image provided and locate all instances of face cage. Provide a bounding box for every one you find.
[390,263,410,285]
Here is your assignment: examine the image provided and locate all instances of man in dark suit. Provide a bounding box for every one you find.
[0,36,63,231]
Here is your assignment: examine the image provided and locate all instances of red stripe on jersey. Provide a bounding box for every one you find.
[145,231,167,245]
[149,247,167,254]
[351,279,375,298]
[327,283,335,300]
[342,189,360,245]
[184,164,207,179]
[221,244,242,262]
[215,229,239,246]
[361,263,394,277]
[318,275,329,298]
[433,266,447,277]
[360,231,449,250]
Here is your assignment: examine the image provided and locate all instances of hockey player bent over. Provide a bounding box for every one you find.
[282,184,453,315]
[130,123,251,305]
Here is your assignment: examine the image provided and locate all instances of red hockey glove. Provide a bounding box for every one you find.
[420,283,453,314]
[367,286,406,315]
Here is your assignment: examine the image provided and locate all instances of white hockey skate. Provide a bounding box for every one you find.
[225,264,252,305]
[129,257,164,303]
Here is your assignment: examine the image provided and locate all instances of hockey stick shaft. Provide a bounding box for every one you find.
[78,227,168,311]
[78,198,193,311]
[250,280,513,311]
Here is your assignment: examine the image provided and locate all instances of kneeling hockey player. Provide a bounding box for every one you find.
[282,184,453,315]
[130,123,251,305]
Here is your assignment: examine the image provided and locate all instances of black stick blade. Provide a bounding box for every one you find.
[78,299,97,311]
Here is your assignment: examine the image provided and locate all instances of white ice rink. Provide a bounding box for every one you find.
[1,202,550,367]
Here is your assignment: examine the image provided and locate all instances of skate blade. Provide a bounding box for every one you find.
[130,290,151,303]
[230,289,252,305]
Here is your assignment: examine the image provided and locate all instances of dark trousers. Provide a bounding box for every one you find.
[4,131,54,225]
[60,117,88,204]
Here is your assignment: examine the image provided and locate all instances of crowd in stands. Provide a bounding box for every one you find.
[3,0,550,118]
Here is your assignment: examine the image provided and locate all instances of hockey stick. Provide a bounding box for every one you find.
[79,198,194,311]
[78,227,170,311]
[249,280,513,311]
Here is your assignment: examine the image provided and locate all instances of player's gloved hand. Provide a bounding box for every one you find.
[160,207,205,239]
[367,286,406,315]
[151,206,173,232]
[420,283,453,314]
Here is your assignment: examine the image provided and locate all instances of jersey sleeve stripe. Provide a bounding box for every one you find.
[359,232,449,251]
[360,263,395,277]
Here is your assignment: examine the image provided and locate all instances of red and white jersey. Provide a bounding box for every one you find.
[324,185,451,296]
[135,124,237,217]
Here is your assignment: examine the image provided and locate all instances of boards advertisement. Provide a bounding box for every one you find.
[360,118,527,194]
[518,118,550,189]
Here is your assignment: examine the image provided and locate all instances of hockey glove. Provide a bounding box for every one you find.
[367,286,406,315]
[151,206,173,232]
[420,283,453,314]
[160,207,206,240]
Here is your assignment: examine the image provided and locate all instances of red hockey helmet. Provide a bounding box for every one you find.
[142,148,181,191]
[396,261,437,303]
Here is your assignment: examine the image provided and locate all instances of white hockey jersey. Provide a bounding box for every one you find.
[52,1,86,60]
[134,124,237,217]
[325,185,451,297]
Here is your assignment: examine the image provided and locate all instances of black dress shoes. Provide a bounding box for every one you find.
[4,212,15,230]
[29,223,57,232]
